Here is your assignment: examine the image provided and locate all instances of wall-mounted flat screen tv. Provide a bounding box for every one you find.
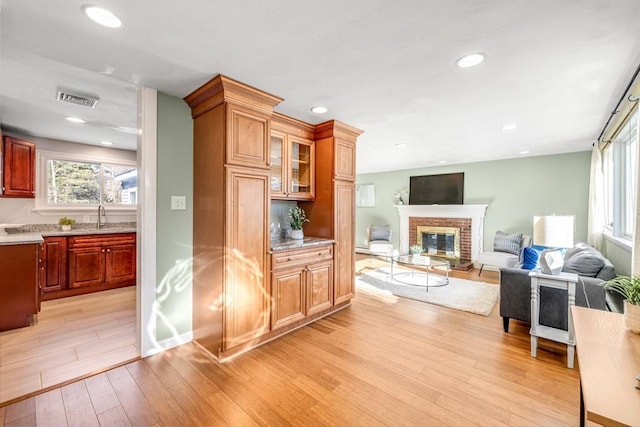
[409,172,464,205]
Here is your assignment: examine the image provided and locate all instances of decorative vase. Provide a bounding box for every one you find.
[61,225,72,231]
[289,229,304,240]
[624,300,640,334]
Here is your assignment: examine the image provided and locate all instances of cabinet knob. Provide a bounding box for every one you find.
[287,257,293,261]
[102,249,105,253]
[106,249,111,253]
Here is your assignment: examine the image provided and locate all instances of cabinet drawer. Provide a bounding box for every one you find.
[68,233,135,248]
[272,244,333,270]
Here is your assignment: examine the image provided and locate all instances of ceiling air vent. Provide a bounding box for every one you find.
[56,91,99,108]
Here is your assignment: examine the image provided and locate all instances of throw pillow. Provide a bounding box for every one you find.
[494,231,523,256]
[562,252,605,277]
[521,246,541,270]
[370,225,391,241]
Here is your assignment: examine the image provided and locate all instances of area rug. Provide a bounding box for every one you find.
[356,267,499,316]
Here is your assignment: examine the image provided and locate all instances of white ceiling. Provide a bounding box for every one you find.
[1,0,639,174]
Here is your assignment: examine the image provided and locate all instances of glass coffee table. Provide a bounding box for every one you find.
[389,254,450,291]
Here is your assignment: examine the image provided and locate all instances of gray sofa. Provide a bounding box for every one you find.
[500,242,620,332]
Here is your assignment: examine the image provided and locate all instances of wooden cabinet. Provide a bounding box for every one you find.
[40,237,67,293]
[2,136,36,198]
[0,243,40,331]
[271,244,334,330]
[333,182,356,304]
[67,233,136,289]
[271,114,315,200]
[227,103,271,168]
[301,120,362,303]
[223,167,271,349]
[39,232,135,301]
[186,75,282,359]
[186,75,361,361]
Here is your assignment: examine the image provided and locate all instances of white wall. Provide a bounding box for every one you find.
[0,132,137,224]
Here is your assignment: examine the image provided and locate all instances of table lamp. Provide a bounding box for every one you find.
[533,215,574,275]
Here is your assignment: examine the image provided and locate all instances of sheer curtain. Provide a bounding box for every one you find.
[633,145,640,275]
[587,145,605,251]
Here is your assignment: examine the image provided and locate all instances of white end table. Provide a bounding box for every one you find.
[529,271,579,368]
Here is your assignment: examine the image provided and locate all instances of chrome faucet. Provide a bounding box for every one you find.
[97,204,106,229]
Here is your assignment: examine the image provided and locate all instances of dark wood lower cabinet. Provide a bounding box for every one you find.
[41,232,136,301]
[0,243,39,331]
[41,237,67,293]
[69,246,106,288]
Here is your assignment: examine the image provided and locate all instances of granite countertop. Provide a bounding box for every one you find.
[0,232,45,245]
[40,228,137,237]
[270,236,335,252]
[0,223,137,246]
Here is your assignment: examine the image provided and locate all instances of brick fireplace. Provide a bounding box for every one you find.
[396,204,488,266]
[410,219,470,263]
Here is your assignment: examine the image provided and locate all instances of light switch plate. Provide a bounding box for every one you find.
[171,196,186,210]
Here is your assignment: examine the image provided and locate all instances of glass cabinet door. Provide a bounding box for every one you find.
[288,137,314,199]
[270,132,285,197]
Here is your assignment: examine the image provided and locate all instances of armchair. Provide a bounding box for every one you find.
[477,231,531,275]
[367,225,394,258]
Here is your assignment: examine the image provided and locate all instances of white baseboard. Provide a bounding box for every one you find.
[145,331,193,356]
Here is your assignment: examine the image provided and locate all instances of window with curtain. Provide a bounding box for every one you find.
[603,105,638,241]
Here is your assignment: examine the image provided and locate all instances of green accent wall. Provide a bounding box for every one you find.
[156,92,193,341]
[356,151,592,255]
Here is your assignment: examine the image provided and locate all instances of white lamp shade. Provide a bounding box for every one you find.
[533,215,574,248]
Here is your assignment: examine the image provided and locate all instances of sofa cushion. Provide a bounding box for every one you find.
[494,231,523,255]
[521,247,541,270]
[596,260,616,281]
[564,244,600,261]
[562,251,605,277]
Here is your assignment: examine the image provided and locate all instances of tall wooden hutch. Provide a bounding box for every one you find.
[186,75,362,361]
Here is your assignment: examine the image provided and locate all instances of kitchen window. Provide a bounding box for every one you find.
[36,150,137,210]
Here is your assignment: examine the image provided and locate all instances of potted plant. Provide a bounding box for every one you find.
[58,216,76,231]
[604,275,640,334]
[394,190,409,205]
[409,244,423,255]
[288,206,309,240]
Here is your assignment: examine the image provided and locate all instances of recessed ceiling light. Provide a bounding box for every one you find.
[455,52,486,68]
[65,116,86,124]
[310,106,328,114]
[82,5,122,28]
[100,141,113,146]
[519,150,530,155]
[502,124,518,131]
[395,143,407,148]
[438,160,447,164]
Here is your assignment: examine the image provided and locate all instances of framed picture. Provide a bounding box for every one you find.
[356,184,375,207]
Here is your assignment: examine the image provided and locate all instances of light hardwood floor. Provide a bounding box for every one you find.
[1,257,583,426]
[0,287,138,405]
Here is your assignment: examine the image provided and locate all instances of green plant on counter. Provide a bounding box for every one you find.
[604,275,640,305]
[58,217,76,226]
[288,206,309,230]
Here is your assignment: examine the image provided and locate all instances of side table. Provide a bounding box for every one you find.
[529,271,579,368]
